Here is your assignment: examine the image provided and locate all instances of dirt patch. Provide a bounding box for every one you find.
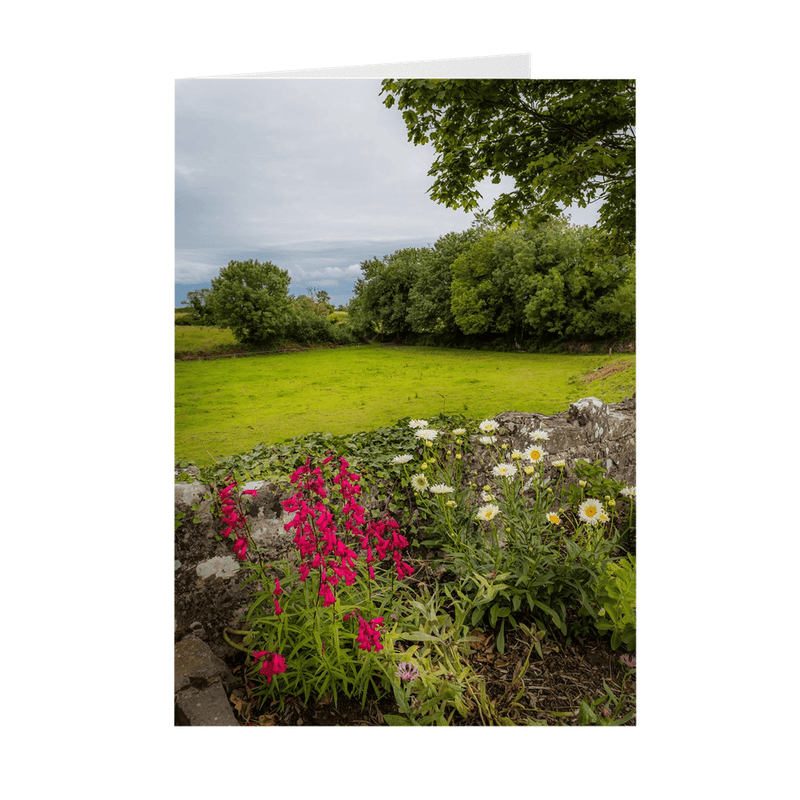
[583,361,631,383]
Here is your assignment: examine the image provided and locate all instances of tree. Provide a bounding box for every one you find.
[350,247,430,340]
[181,288,215,324]
[381,79,635,254]
[405,227,483,337]
[450,218,635,345]
[208,259,293,345]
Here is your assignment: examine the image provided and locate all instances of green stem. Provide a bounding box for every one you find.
[223,628,255,653]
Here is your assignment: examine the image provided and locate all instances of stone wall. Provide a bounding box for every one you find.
[174,395,635,725]
[494,395,635,487]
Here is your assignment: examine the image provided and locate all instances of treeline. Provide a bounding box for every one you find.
[347,216,634,350]
[179,270,359,347]
[179,216,634,352]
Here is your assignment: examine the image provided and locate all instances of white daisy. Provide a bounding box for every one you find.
[525,446,546,463]
[408,419,429,429]
[481,491,494,502]
[392,454,413,464]
[475,504,501,522]
[578,498,605,526]
[479,419,499,433]
[510,449,524,460]
[492,463,518,479]
[531,429,550,442]
[546,512,561,525]
[552,459,566,468]
[479,435,497,445]
[452,428,466,436]
[429,483,455,494]
[620,486,636,498]
[414,428,439,441]
[410,473,429,492]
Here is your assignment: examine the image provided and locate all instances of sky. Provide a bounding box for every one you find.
[175,78,600,308]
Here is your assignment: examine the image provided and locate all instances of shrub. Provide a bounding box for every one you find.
[208,259,293,346]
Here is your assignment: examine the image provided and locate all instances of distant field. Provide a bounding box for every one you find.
[175,343,635,467]
[175,324,239,355]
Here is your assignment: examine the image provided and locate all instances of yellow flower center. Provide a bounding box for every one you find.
[586,506,597,517]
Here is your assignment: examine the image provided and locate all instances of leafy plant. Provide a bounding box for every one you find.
[219,454,416,712]
[380,417,632,652]
[385,585,500,726]
[592,555,636,650]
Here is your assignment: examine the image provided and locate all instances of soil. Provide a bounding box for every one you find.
[582,361,631,383]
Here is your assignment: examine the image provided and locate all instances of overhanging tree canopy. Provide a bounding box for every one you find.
[381,79,636,254]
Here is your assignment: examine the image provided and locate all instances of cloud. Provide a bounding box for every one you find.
[175,163,204,176]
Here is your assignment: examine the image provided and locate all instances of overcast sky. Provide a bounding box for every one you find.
[175,78,600,308]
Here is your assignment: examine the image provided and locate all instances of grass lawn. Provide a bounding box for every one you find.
[175,343,635,466]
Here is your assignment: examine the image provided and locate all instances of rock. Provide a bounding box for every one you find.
[175,682,239,726]
[174,482,206,510]
[175,637,240,726]
[174,637,236,695]
[196,555,240,580]
[494,395,635,486]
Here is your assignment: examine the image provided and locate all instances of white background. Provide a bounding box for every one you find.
[3,3,796,796]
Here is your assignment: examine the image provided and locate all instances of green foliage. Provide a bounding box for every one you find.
[405,228,483,335]
[387,420,635,650]
[208,259,293,346]
[380,79,636,255]
[577,678,636,725]
[450,231,506,335]
[386,585,499,725]
[234,562,399,710]
[349,247,431,340]
[348,217,635,349]
[591,555,636,650]
[181,288,216,325]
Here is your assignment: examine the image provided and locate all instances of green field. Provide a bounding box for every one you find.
[175,343,635,466]
[175,323,239,355]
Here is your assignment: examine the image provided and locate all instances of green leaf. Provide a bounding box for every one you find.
[384,714,412,726]
[401,632,439,642]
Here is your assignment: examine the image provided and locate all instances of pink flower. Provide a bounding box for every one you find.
[252,651,287,684]
[274,598,283,616]
[274,578,283,595]
[396,662,419,682]
[241,489,258,497]
[319,583,336,607]
[356,616,384,652]
[232,538,248,560]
